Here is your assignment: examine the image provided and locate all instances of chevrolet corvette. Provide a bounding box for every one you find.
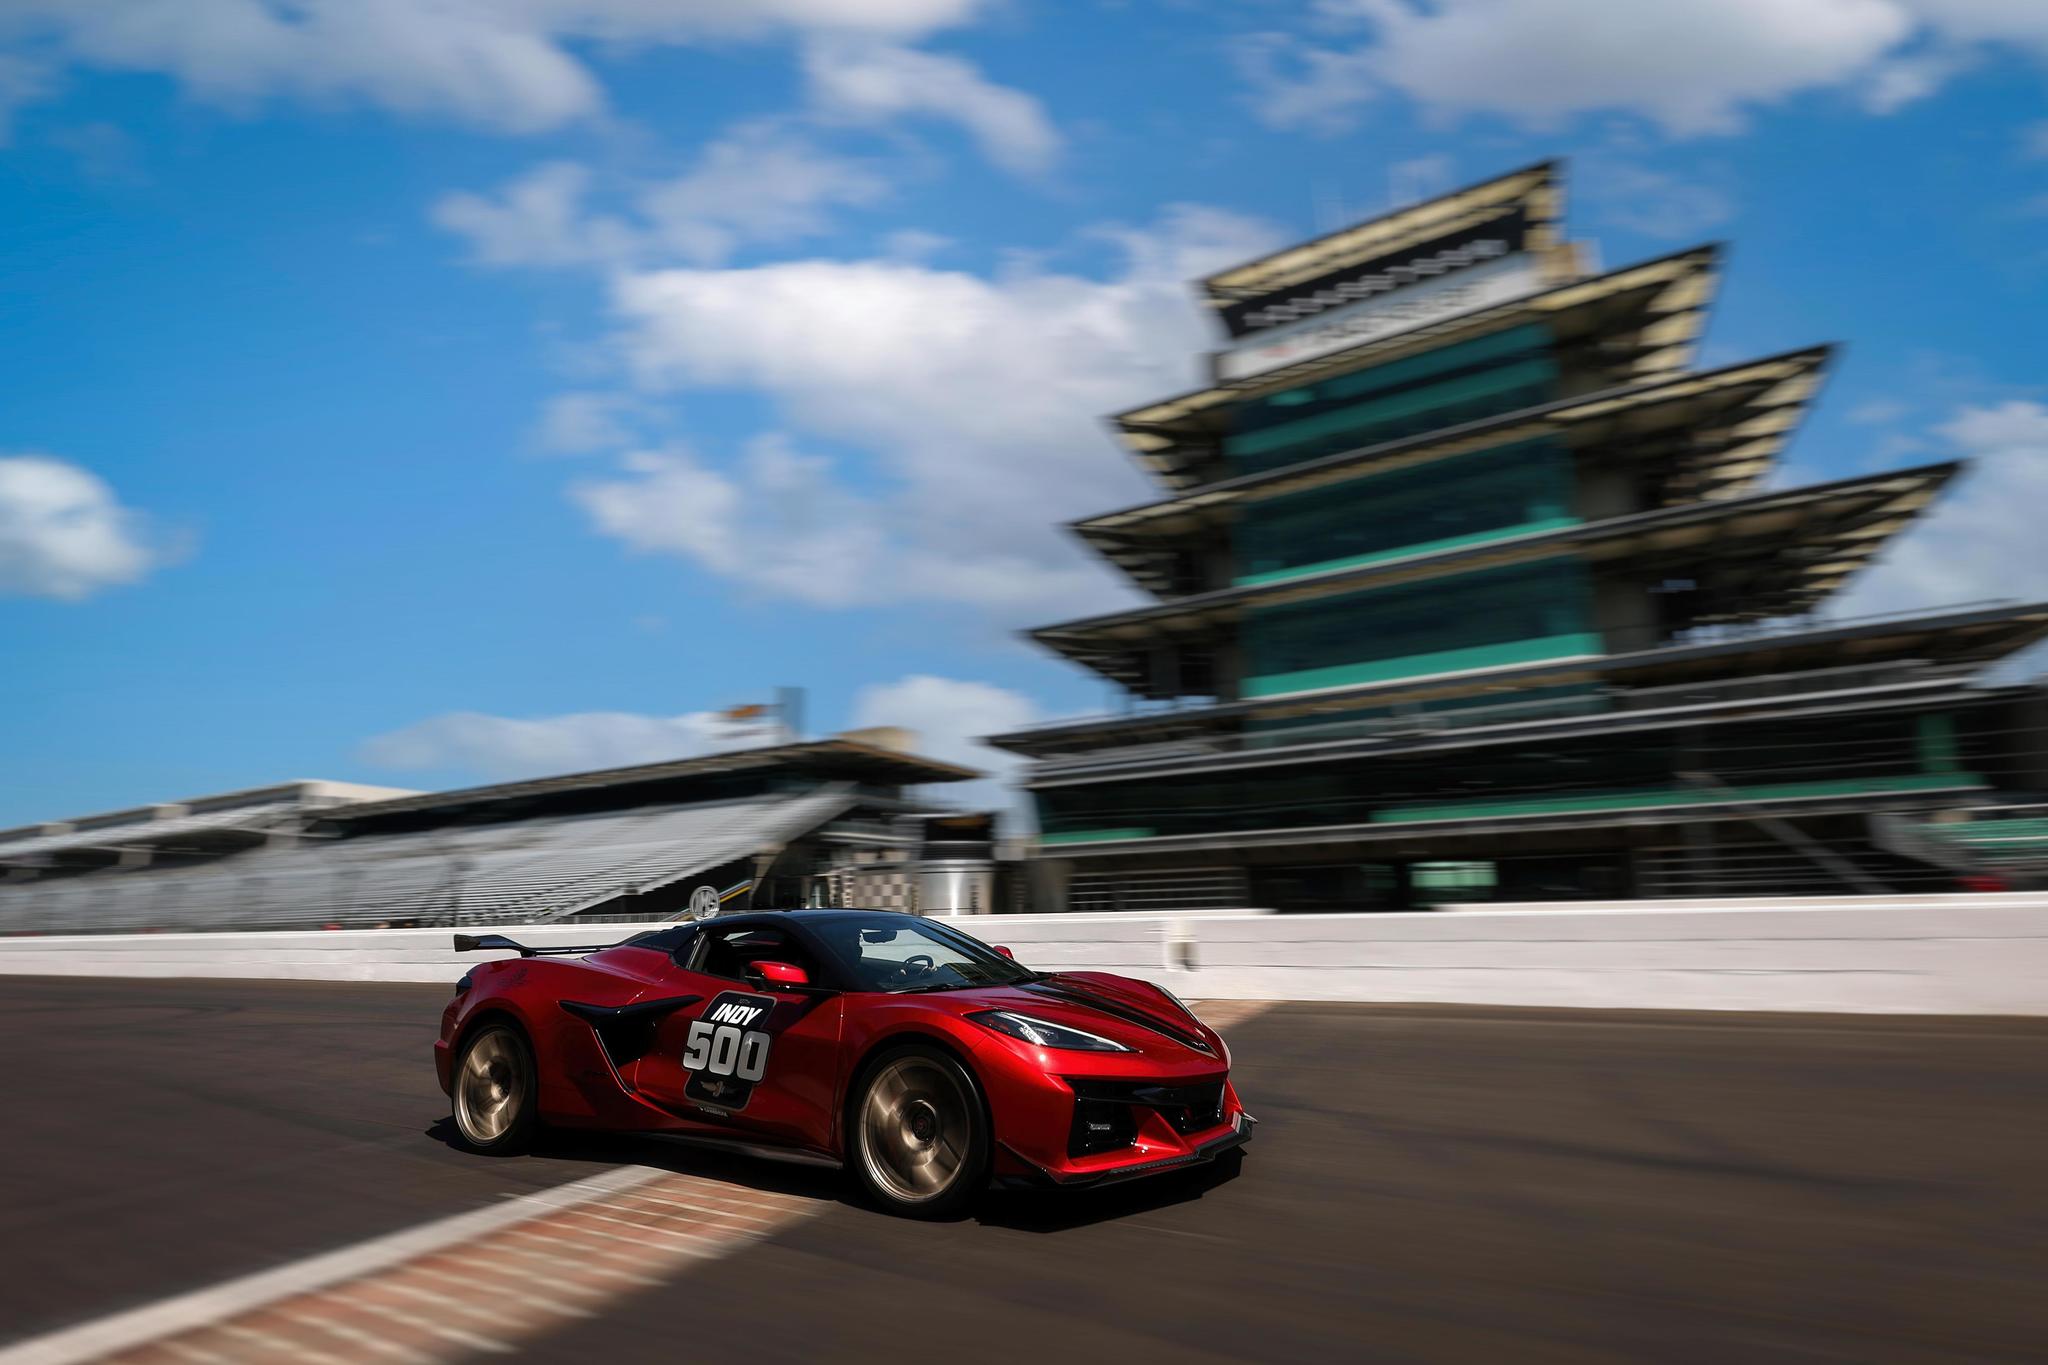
[436,909,1253,1216]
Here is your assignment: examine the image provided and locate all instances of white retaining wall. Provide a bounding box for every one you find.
[3,894,2046,1014]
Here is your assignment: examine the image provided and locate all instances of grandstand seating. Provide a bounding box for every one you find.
[0,801,303,861]
[0,789,854,935]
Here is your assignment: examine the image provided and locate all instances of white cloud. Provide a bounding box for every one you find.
[1858,47,1975,112]
[435,125,890,270]
[1232,31,1382,135]
[1242,0,2048,137]
[1912,0,2048,53]
[570,434,1125,615]
[849,673,1040,813]
[570,437,899,608]
[0,51,51,141]
[803,39,1060,175]
[1837,401,2048,613]
[6,0,602,135]
[1387,154,1455,205]
[637,121,891,263]
[0,454,173,601]
[0,0,987,133]
[586,204,1282,620]
[1849,398,1913,425]
[48,119,147,183]
[1585,159,1736,239]
[360,706,741,781]
[537,390,659,455]
[432,161,635,268]
[881,228,954,261]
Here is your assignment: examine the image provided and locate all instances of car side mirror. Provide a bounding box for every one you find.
[745,959,810,990]
[993,945,1015,959]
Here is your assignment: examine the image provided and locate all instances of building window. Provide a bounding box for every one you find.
[1241,559,1598,695]
[1225,323,1558,476]
[1235,437,1576,583]
[1411,861,1497,903]
[1032,712,1961,843]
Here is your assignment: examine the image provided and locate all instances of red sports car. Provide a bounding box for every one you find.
[436,909,1253,1216]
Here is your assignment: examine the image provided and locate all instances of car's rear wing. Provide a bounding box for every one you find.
[452,932,611,958]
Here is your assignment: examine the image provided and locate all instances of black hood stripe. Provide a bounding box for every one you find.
[1020,980,1214,1055]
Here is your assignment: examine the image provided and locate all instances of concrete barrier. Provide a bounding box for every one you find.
[2,895,2045,1014]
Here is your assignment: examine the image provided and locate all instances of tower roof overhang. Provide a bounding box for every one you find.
[1200,161,1567,329]
[1115,243,1722,492]
[1033,462,1961,690]
[991,600,2048,759]
[1078,344,1834,595]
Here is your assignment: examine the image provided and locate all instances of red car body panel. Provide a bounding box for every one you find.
[435,911,1254,1188]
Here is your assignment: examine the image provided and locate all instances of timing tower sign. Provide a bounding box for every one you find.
[1215,246,1544,384]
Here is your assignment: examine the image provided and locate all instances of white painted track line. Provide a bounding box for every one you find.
[0,1166,667,1365]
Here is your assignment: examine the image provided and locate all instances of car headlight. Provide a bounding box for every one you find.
[969,1010,1132,1052]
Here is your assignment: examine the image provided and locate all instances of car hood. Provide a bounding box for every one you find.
[923,972,1220,1060]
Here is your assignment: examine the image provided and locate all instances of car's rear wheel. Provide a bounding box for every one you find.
[453,1022,537,1155]
[851,1046,988,1218]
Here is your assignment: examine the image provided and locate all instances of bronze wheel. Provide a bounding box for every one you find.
[453,1024,536,1153]
[852,1047,987,1217]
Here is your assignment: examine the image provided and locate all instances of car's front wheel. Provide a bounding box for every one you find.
[850,1045,989,1218]
[452,1022,538,1155]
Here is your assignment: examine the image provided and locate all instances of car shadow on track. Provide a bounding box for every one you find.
[422,1118,848,1203]
[973,1149,1246,1233]
[422,1117,1244,1231]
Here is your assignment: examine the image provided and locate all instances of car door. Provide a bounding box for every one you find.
[626,922,844,1152]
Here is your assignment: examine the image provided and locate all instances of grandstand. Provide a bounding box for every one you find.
[0,780,414,877]
[0,738,990,935]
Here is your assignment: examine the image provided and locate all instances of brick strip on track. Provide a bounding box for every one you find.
[1185,999,1274,1030]
[1,1169,824,1365]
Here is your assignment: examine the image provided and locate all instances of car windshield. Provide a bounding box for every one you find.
[808,913,1035,993]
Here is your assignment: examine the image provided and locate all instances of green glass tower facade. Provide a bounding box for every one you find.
[992,163,2048,911]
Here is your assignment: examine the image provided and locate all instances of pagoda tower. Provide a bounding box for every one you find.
[990,162,2048,911]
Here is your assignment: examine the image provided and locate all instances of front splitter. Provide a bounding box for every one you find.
[994,1111,1256,1190]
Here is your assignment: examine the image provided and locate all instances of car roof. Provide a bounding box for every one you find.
[713,908,917,923]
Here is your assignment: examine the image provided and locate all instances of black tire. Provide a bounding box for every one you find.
[848,1044,990,1219]
[451,1022,539,1155]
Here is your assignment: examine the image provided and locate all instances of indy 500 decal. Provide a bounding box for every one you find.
[682,990,777,1110]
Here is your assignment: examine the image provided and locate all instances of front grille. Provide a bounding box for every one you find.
[1068,1097,1141,1156]
[1066,1078,1227,1156]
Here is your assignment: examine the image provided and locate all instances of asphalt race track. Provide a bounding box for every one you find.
[3,978,2046,1363]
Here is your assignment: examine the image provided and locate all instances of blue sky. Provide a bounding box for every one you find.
[4,0,2048,825]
